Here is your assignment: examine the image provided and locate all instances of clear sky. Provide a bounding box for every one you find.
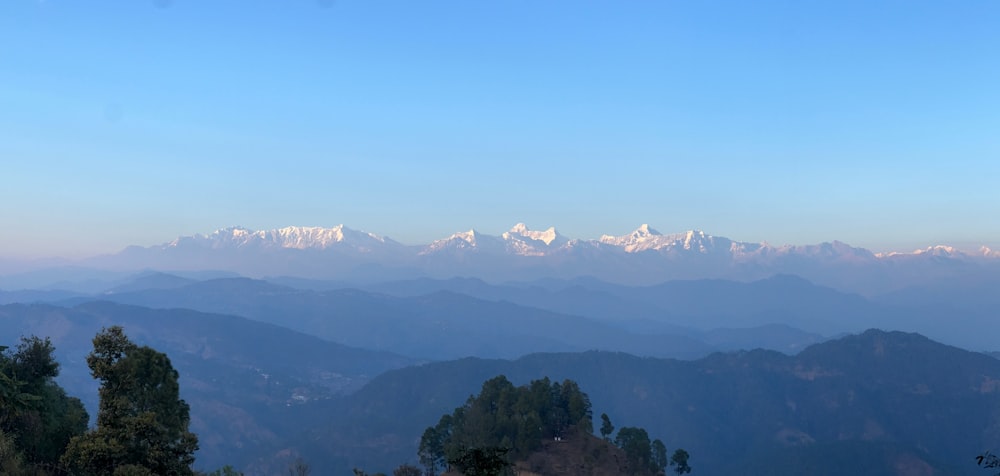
[2,0,998,259]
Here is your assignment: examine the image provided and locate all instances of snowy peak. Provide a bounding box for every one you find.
[150,223,1000,264]
[914,245,961,257]
[167,227,251,249]
[420,229,506,255]
[452,229,480,245]
[599,225,734,254]
[168,225,398,252]
[681,230,708,250]
[421,224,572,257]
[887,244,1000,260]
[599,223,661,242]
[92,223,1000,295]
[503,223,564,245]
[877,245,969,259]
[265,225,395,250]
[635,223,660,236]
[501,223,567,256]
[508,222,531,234]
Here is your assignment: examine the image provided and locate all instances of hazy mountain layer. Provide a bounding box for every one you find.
[106,272,1000,351]
[81,277,717,360]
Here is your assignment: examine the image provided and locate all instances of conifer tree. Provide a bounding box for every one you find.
[600,413,614,441]
[62,326,198,476]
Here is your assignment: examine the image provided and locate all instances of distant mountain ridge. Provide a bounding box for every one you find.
[50,270,1000,355]
[63,223,1000,294]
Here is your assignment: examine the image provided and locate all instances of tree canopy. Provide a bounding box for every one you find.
[0,336,89,473]
[62,326,199,476]
[418,375,592,475]
[613,426,690,476]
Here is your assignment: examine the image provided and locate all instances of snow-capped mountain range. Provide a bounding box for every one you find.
[166,225,403,252]
[82,223,998,294]
[148,222,993,261]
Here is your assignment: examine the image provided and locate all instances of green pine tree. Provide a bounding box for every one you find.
[62,326,198,476]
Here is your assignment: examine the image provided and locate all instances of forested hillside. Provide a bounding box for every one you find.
[411,375,689,476]
[293,330,1000,474]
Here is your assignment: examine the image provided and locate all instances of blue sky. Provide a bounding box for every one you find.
[2,0,998,258]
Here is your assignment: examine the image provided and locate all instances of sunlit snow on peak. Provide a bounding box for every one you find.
[503,223,563,246]
[911,245,962,257]
[156,224,1000,266]
[166,225,397,252]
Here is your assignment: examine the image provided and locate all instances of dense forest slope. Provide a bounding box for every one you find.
[294,330,1000,475]
[417,375,681,476]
